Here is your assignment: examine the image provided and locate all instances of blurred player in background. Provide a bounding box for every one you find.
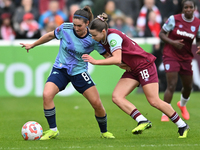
[82,12,189,138]
[20,6,115,140]
[159,0,200,122]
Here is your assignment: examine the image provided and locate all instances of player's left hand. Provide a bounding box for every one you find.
[82,54,96,64]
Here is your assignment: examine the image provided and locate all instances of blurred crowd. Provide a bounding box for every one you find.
[0,0,200,40]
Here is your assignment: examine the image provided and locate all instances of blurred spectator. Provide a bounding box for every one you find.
[67,3,80,22]
[104,0,123,27]
[0,0,15,22]
[125,16,138,37]
[38,0,68,32]
[148,10,161,38]
[17,12,40,39]
[66,0,82,9]
[111,0,141,26]
[155,0,176,25]
[91,0,106,17]
[0,12,15,40]
[39,0,66,15]
[80,0,93,8]
[136,0,162,37]
[13,0,40,38]
[13,0,39,7]
[111,14,138,38]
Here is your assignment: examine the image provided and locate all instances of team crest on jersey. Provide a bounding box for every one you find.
[165,64,170,70]
[191,26,196,32]
[110,39,117,47]
[56,27,60,33]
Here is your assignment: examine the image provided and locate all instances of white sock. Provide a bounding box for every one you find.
[176,118,186,128]
[50,127,57,131]
[180,94,190,106]
[135,115,147,123]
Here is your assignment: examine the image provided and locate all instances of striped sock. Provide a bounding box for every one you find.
[130,109,147,123]
[170,112,186,128]
[95,114,107,133]
[44,107,57,129]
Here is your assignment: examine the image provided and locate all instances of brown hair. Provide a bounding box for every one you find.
[73,6,93,23]
[89,13,108,32]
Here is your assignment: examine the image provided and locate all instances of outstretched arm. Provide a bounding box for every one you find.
[20,31,55,52]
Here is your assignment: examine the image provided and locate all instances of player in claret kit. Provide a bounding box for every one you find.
[159,0,200,122]
[82,12,189,138]
[20,6,115,140]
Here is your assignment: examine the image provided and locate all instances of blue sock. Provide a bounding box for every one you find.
[95,114,107,133]
[44,107,56,128]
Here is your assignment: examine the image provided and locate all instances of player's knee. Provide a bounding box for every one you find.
[148,99,159,108]
[112,93,120,104]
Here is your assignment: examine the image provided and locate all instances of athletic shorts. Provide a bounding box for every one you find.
[163,57,193,75]
[121,63,158,86]
[46,67,95,94]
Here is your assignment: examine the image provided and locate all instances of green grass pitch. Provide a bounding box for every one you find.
[0,92,200,150]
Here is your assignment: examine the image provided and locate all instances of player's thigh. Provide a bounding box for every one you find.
[166,72,179,87]
[113,78,139,98]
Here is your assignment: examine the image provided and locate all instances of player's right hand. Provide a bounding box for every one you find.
[20,43,34,53]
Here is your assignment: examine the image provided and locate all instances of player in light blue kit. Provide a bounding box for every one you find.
[20,6,115,140]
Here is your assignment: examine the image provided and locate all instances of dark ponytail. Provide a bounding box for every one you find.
[73,6,93,23]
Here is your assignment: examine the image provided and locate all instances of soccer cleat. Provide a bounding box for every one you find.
[40,129,59,140]
[177,101,190,120]
[178,124,190,138]
[132,120,152,134]
[161,114,169,122]
[101,132,115,139]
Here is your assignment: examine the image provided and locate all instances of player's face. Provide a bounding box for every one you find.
[182,1,195,19]
[73,18,88,37]
[89,29,105,42]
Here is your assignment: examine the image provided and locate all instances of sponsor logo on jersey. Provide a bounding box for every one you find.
[110,39,117,47]
[177,29,195,39]
[52,71,59,75]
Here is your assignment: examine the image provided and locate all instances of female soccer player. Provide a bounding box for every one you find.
[20,6,115,140]
[159,0,200,122]
[82,13,189,138]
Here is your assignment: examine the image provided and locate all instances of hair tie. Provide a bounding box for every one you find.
[97,15,104,21]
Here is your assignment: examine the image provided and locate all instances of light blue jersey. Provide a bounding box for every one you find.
[54,23,106,75]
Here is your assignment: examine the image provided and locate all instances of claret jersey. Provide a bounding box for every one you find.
[162,14,200,61]
[54,23,106,75]
[99,28,156,74]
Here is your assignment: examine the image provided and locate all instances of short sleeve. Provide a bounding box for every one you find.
[54,24,64,40]
[162,15,175,32]
[107,33,123,53]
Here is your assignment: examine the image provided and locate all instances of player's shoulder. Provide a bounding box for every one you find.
[62,22,74,30]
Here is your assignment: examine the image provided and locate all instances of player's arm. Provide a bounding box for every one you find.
[159,28,184,50]
[196,37,200,55]
[82,49,122,65]
[20,31,55,52]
